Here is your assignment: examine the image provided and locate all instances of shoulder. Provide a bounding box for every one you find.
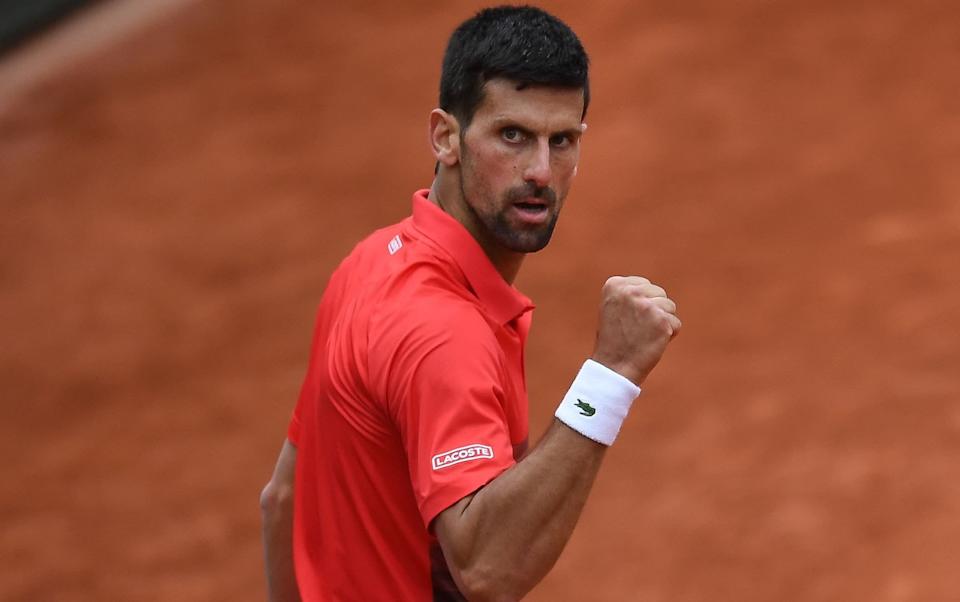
[332,221,406,278]
[372,275,494,359]
[366,220,489,342]
[319,219,412,310]
[367,276,500,403]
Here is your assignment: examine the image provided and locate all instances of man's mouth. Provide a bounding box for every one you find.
[505,185,556,225]
[511,198,551,224]
[515,200,547,212]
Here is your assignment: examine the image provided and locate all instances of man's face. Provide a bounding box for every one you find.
[456,78,585,254]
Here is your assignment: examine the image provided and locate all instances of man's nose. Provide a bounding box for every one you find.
[522,140,552,188]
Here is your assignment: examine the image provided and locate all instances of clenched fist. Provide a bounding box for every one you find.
[590,276,681,386]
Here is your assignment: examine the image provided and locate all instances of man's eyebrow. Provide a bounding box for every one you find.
[490,117,531,130]
[554,127,583,139]
[490,118,583,138]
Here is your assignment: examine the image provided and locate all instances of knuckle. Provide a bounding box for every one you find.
[603,275,625,291]
[646,307,675,333]
[634,296,655,311]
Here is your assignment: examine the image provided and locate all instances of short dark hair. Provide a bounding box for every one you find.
[439,5,590,128]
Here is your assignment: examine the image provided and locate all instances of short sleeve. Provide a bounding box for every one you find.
[287,320,320,447]
[287,293,333,447]
[287,390,304,446]
[391,310,517,528]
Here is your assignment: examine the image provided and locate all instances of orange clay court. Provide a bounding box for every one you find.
[1,1,959,600]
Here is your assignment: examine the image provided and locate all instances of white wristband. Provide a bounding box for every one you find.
[555,359,641,446]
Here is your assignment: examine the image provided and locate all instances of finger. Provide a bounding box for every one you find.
[648,296,677,315]
[662,312,682,338]
[607,275,650,287]
[625,282,667,299]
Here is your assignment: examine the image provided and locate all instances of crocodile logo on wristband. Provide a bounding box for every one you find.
[575,399,596,417]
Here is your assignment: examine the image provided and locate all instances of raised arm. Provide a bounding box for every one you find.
[434,276,681,601]
[260,439,301,602]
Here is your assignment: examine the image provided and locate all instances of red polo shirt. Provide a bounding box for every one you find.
[288,190,534,601]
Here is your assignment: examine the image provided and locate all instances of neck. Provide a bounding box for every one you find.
[428,175,524,285]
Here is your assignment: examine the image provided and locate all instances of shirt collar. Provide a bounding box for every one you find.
[410,189,534,326]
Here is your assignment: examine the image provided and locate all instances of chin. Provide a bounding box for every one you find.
[485,208,559,253]
[501,228,556,253]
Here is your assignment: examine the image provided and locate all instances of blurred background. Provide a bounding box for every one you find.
[1,1,958,600]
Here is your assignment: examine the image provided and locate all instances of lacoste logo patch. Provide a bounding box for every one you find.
[387,234,403,255]
[432,444,494,470]
[575,399,596,417]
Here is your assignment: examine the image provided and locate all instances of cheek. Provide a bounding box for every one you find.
[476,149,519,184]
[552,153,579,184]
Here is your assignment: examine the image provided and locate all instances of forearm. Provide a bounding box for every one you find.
[261,440,300,602]
[261,498,300,602]
[437,419,607,600]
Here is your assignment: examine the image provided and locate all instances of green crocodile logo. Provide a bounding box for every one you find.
[575,399,596,417]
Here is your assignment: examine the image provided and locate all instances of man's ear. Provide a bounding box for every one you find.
[429,109,461,167]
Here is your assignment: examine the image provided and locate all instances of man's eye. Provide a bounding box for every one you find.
[502,128,523,142]
[550,134,571,148]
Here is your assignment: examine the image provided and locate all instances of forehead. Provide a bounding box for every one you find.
[471,78,585,131]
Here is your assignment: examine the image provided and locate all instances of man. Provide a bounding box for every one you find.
[260,6,680,601]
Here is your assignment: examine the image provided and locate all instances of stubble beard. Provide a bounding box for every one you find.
[459,148,561,255]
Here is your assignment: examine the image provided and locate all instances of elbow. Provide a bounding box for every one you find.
[455,563,528,602]
[259,479,294,519]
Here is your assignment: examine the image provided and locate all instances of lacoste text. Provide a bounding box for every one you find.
[432,444,494,470]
